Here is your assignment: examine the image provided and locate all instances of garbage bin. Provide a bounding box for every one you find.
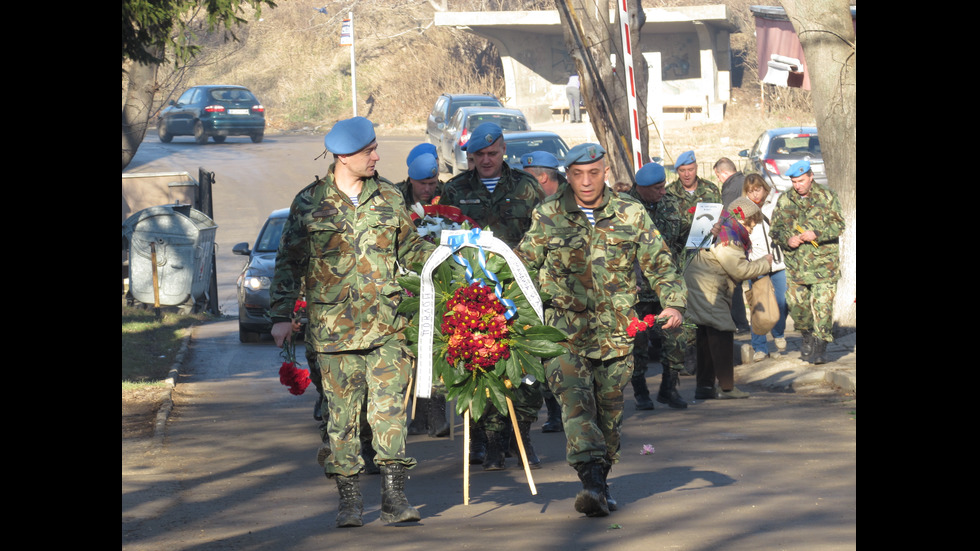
[122,204,218,309]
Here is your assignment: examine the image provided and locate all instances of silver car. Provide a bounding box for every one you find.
[442,107,529,175]
[739,126,827,192]
[233,208,289,343]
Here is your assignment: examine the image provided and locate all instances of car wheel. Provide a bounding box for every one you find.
[193,121,209,145]
[157,119,173,143]
[212,135,226,144]
[239,325,261,343]
[250,132,264,143]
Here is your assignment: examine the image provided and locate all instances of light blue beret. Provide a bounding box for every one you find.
[408,153,439,180]
[786,160,811,178]
[675,150,696,167]
[635,162,666,187]
[324,116,376,155]
[521,151,559,169]
[406,143,437,166]
[564,143,605,168]
[467,122,503,153]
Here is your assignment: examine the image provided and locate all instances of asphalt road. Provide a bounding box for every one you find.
[123,129,856,550]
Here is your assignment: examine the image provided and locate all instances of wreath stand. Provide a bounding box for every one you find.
[415,229,545,504]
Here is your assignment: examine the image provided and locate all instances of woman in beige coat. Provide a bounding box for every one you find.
[684,197,772,399]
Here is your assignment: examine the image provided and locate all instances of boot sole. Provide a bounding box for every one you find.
[574,489,610,517]
[336,515,363,528]
[380,508,421,523]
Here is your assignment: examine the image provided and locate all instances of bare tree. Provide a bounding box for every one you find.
[554,0,646,187]
[781,0,856,335]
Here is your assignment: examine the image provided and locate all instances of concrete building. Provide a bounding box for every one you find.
[434,5,738,125]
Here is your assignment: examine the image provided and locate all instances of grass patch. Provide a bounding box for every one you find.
[122,303,213,384]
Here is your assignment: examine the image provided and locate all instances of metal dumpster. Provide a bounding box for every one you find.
[122,204,218,308]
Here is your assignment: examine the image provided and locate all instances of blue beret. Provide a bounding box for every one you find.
[406,143,437,166]
[635,162,666,186]
[564,143,605,168]
[467,122,503,153]
[521,151,559,169]
[786,160,811,178]
[324,116,376,155]
[408,153,439,180]
[675,150,696,167]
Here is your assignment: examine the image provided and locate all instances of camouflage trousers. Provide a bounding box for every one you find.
[786,280,836,342]
[315,336,416,477]
[545,352,633,467]
[306,343,372,447]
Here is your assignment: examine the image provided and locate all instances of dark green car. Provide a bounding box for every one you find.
[157,85,266,144]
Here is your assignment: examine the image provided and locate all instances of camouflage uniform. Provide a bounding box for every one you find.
[664,176,720,372]
[769,183,844,342]
[515,185,687,468]
[270,167,435,477]
[440,163,546,465]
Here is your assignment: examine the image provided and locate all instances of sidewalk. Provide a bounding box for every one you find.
[732,328,856,395]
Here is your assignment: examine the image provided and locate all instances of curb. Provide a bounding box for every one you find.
[151,325,195,445]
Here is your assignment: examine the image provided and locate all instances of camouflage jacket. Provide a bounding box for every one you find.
[440,164,544,247]
[269,166,436,353]
[769,184,844,284]
[627,189,685,302]
[665,177,722,252]
[515,185,687,361]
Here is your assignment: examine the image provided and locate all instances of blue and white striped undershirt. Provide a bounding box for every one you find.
[350,195,359,206]
[482,177,500,194]
[579,206,596,226]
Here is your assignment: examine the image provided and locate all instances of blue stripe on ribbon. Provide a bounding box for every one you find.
[446,228,517,320]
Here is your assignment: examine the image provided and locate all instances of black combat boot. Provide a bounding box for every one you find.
[542,394,564,433]
[428,394,450,437]
[631,370,655,410]
[602,463,617,511]
[407,398,430,435]
[469,425,487,464]
[800,330,814,362]
[361,438,380,475]
[380,464,421,523]
[509,420,541,469]
[483,429,507,471]
[334,474,363,527]
[574,461,610,517]
[811,338,828,365]
[656,367,688,409]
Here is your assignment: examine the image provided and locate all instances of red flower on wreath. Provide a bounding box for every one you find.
[441,281,512,372]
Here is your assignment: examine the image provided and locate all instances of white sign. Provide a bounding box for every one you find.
[685,203,723,249]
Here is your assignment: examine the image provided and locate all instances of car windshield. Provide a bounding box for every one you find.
[451,99,501,116]
[768,134,821,158]
[504,138,568,164]
[466,114,527,132]
[209,89,257,103]
[255,217,286,252]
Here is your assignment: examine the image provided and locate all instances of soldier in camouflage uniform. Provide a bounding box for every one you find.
[664,150,722,377]
[515,143,687,518]
[393,146,450,438]
[270,117,435,528]
[769,160,845,365]
[441,122,547,470]
[395,146,443,208]
[627,162,688,410]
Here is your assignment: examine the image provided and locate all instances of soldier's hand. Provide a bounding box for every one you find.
[787,235,802,249]
[271,321,293,348]
[657,308,684,330]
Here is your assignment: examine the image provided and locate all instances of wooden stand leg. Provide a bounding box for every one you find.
[463,410,470,505]
[506,396,537,496]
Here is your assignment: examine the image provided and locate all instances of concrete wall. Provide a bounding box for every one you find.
[434,6,736,124]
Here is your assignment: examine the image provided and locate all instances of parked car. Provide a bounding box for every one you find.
[501,130,571,173]
[426,93,503,147]
[233,208,291,343]
[158,84,266,145]
[443,107,530,175]
[738,126,827,192]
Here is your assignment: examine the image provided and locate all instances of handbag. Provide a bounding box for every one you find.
[744,274,779,336]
